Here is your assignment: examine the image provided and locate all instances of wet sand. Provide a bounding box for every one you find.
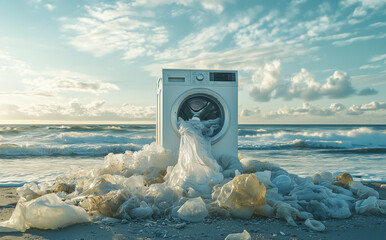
[0,185,385,240]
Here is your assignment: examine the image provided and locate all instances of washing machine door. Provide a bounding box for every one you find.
[172,89,230,143]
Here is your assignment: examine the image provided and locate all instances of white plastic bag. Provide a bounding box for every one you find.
[0,193,89,232]
[177,197,208,222]
[166,120,224,195]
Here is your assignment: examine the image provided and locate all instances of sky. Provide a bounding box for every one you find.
[0,0,385,124]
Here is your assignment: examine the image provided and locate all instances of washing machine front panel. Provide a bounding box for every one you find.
[158,69,238,158]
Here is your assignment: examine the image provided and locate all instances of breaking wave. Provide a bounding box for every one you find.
[55,132,154,145]
[0,143,141,158]
[238,127,386,151]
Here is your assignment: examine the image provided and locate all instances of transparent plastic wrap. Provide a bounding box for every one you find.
[0,193,89,232]
[177,197,208,222]
[225,230,251,240]
[166,120,224,196]
[216,174,266,219]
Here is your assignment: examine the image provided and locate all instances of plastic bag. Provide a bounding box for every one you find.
[0,193,89,232]
[166,120,224,195]
[216,174,266,219]
[225,230,251,240]
[177,197,208,222]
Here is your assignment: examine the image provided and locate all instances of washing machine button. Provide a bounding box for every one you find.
[196,73,204,81]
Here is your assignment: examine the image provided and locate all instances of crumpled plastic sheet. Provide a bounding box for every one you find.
[177,197,208,222]
[216,174,266,219]
[0,193,89,232]
[1,120,385,233]
[165,120,224,196]
[225,230,251,240]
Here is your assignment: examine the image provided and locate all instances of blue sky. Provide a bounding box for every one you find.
[0,0,385,124]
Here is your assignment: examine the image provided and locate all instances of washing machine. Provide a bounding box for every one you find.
[156,68,238,159]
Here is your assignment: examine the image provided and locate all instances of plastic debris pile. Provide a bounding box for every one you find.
[1,119,385,232]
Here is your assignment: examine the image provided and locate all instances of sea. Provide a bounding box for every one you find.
[0,124,385,187]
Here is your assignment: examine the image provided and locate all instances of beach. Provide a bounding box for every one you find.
[1,185,385,240]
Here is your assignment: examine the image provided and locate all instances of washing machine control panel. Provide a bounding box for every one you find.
[163,69,237,86]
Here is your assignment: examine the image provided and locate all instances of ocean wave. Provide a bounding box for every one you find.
[0,143,141,158]
[46,125,128,131]
[55,132,155,145]
[238,128,267,136]
[238,139,345,150]
[238,127,386,149]
[0,126,37,134]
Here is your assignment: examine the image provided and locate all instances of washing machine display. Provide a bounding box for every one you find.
[157,69,238,159]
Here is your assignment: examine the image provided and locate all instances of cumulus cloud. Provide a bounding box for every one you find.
[264,102,346,118]
[347,101,386,115]
[249,60,281,102]
[0,100,156,121]
[358,87,378,96]
[248,60,356,102]
[321,71,356,98]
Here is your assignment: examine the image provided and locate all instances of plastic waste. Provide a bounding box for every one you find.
[332,172,353,189]
[349,181,379,199]
[304,218,325,232]
[355,196,385,215]
[177,197,208,222]
[166,120,224,196]
[216,174,266,219]
[0,193,89,232]
[272,175,293,195]
[273,201,312,226]
[130,201,154,219]
[312,171,333,184]
[254,171,275,189]
[217,154,243,178]
[225,230,251,240]
[16,182,50,201]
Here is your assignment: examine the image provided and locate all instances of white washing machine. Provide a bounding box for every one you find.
[156,68,238,159]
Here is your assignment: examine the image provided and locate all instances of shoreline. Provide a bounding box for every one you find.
[1,184,385,240]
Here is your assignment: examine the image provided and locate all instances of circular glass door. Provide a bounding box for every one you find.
[177,93,225,138]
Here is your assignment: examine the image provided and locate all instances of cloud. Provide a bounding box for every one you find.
[44,3,55,11]
[0,51,32,75]
[248,60,356,102]
[359,64,381,69]
[332,35,376,46]
[347,101,386,115]
[23,70,119,94]
[264,102,346,118]
[249,60,281,102]
[240,107,260,117]
[62,2,168,60]
[321,71,356,98]
[369,22,386,28]
[0,51,118,96]
[0,100,156,121]
[370,53,386,62]
[358,87,378,96]
[133,0,232,13]
[341,0,386,17]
